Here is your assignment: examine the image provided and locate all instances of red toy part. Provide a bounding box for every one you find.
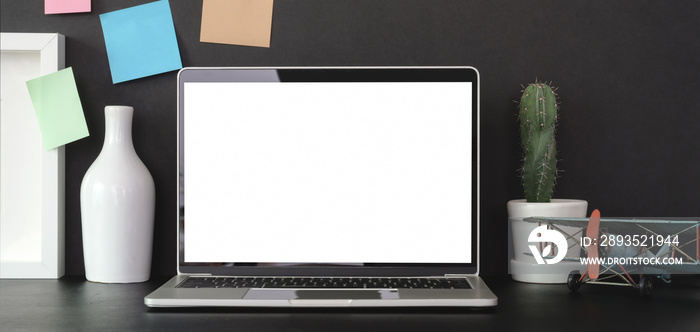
[585,209,601,280]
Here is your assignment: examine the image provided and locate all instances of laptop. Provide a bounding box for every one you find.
[145,66,497,307]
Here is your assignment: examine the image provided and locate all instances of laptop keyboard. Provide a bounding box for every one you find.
[177,277,472,289]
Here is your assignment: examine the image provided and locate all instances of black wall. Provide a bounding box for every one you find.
[2,1,698,277]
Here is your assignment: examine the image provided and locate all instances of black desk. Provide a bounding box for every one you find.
[2,276,699,331]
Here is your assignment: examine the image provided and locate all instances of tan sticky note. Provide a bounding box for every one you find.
[200,0,274,48]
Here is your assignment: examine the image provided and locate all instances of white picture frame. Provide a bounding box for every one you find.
[1,33,65,278]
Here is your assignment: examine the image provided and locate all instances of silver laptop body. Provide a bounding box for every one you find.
[145,66,497,307]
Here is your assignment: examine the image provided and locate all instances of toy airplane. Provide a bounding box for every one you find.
[524,210,699,296]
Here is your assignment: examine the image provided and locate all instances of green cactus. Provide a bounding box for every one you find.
[518,81,558,202]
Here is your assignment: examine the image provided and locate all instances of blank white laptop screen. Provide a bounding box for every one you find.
[182,75,473,266]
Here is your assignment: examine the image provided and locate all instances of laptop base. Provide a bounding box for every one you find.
[145,275,497,307]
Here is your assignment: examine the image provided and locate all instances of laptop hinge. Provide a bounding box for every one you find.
[444,274,469,277]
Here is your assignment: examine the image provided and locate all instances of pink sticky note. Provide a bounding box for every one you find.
[45,0,91,14]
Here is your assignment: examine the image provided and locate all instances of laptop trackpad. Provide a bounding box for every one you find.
[243,289,399,300]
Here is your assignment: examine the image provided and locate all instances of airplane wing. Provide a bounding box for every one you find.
[524,215,700,275]
[523,217,699,236]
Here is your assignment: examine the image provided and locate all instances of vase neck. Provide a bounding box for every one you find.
[103,106,134,149]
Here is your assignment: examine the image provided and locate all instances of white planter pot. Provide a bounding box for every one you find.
[508,199,587,283]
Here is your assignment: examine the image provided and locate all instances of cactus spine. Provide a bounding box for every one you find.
[518,81,558,202]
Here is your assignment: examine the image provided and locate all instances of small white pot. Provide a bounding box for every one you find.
[508,199,587,283]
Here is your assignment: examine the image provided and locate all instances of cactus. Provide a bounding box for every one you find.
[518,81,559,202]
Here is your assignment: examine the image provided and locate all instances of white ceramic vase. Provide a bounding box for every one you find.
[80,106,155,283]
[508,199,588,283]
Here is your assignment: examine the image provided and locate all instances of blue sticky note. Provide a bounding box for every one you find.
[100,0,182,84]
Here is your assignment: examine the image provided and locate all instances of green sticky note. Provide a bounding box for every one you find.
[25,67,89,150]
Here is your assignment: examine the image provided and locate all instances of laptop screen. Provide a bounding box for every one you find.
[178,67,479,276]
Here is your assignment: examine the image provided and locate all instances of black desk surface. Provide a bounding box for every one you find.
[2,276,699,331]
